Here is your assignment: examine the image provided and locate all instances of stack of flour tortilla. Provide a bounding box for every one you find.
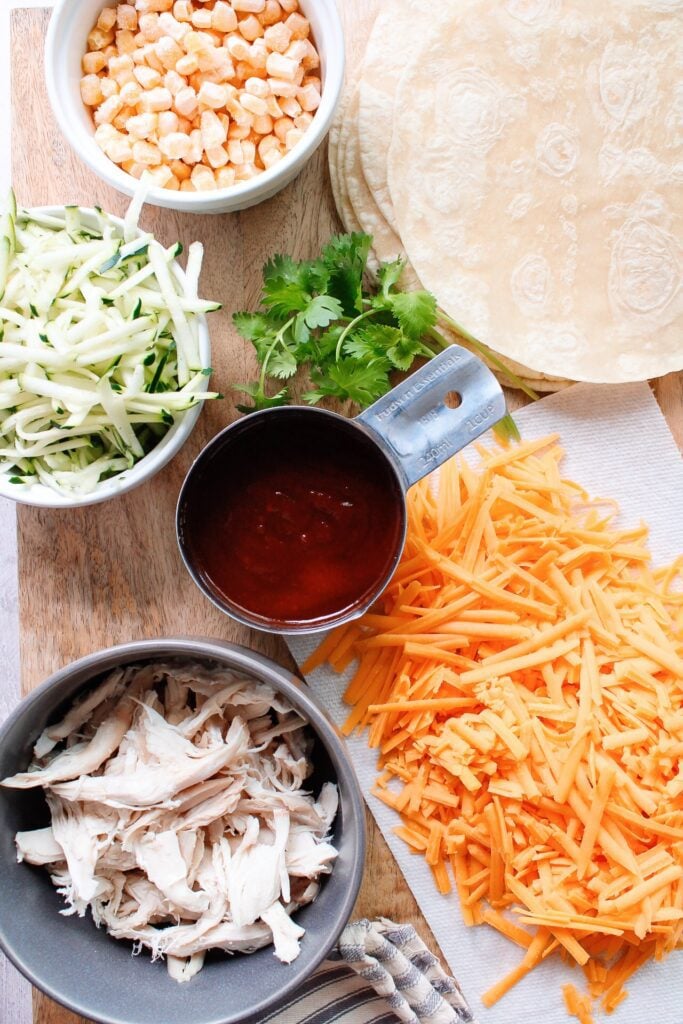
[329,0,683,393]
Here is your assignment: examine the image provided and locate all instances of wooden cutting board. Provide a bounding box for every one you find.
[9,8,683,1024]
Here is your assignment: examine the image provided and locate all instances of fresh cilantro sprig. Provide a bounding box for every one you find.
[233,234,534,439]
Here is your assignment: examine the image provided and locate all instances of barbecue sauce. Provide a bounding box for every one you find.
[179,411,404,627]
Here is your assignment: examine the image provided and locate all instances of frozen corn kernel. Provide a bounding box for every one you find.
[227,139,245,164]
[109,53,134,79]
[117,4,138,30]
[97,7,118,32]
[238,15,264,41]
[147,164,176,187]
[285,11,309,38]
[175,52,199,75]
[279,0,300,13]
[120,81,142,105]
[133,64,160,88]
[265,93,282,117]
[170,158,191,180]
[191,164,217,190]
[138,12,162,40]
[100,77,120,98]
[88,27,114,50]
[252,113,273,134]
[248,38,269,68]
[212,1,237,32]
[264,22,291,52]
[258,132,279,155]
[235,161,258,180]
[158,10,189,41]
[292,110,312,131]
[199,48,234,79]
[184,128,204,163]
[191,8,213,29]
[262,146,282,169]
[158,131,191,159]
[82,50,107,73]
[180,179,196,191]
[95,94,124,124]
[80,74,104,106]
[132,139,162,164]
[285,39,308,62]
[259,0,283,26]
[205,145,229,167]
[157,110,180,134]
[200,108,227,148]
[226,35,251,61]
[126,111,158,137]
[241,139,256,162]
[272,117,291,143]
[245,76,269,97]
[106,135,135,163]
[234,0,265,10]
[278,95,301,117]
[135,0,172,11]
[156,35,183,68]
[164,69,186,94]
[95,123,118,145]
[228,121,250,140]
[215,166,236,188]
[296,83,320,112]
[284,126,303,150]
[197,81,228,108]
[174,85,198,117]
[239,92,268,116]
[117,30,138,53]
[268,77,298,97]
[138,86,173,111]
[300,38,319,71]
[173,0,192,21]
[112,106,135,131]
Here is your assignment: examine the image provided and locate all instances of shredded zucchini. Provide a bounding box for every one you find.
[0,189,221,496]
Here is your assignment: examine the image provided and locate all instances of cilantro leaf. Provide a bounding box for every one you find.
[377,258,405,298]
[307,357,392,406]
[302,294,344,329]
[320,233,371,316]
[382,289,437,339]
[261,254,328,317]
[233,381,289,413]
[343,323,404,361]
[232,311,274,342]
[268,347,298,379]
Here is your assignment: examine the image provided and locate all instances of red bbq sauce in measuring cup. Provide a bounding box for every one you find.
[177,409,405,630]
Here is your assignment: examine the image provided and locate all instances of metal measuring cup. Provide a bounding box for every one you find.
[177,345,506,634]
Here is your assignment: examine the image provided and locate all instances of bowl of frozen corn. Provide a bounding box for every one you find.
[0,191,218,507]
[45,0,344,213]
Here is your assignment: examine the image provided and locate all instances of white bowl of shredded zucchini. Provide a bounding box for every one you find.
[0,190,220,507]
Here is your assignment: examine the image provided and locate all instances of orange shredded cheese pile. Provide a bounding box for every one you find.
[304,435,683,1018]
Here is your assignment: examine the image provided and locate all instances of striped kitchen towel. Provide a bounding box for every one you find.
[264,919,477,1024]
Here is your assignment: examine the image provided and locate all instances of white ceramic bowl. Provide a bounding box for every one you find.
[0,206,211,509]
[45,0,344,214]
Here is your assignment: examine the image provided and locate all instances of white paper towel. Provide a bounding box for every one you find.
[287,382,683,1024]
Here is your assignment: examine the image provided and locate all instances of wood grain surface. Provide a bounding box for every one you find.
[9,8,682,1024]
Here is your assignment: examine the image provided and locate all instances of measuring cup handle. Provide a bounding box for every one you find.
[356,345,507,490]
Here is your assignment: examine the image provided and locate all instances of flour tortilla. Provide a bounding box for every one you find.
[356,1,432,234]
[387,0,683,384]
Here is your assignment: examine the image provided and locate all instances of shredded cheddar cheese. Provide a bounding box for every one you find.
[305,436,683,1019]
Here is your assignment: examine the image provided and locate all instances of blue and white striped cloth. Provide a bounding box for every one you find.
[264,920,477,1024]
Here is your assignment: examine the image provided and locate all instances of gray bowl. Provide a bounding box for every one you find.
[0,638,366,1024]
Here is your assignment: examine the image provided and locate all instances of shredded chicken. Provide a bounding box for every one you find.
[1,660,338,980]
